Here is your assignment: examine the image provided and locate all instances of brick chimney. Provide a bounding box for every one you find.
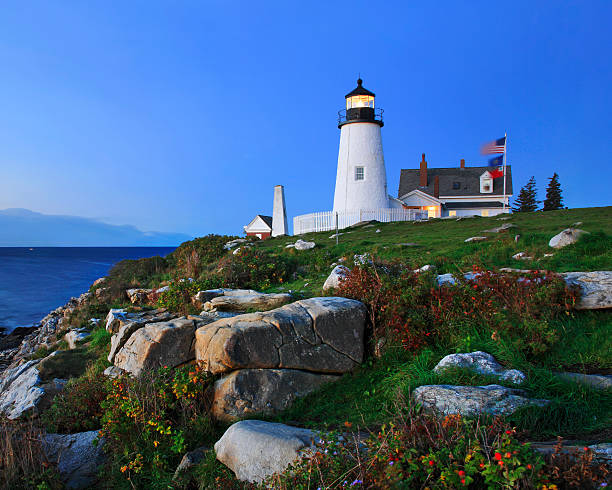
[419,153,428,187]
[434,175,440,198]
[460,158,465,169]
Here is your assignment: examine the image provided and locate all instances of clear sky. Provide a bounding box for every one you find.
[1,1,610,237]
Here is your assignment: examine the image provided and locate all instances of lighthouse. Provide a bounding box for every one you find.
[332,79,389,213]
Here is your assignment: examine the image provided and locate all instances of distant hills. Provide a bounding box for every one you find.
[0,209,192,246]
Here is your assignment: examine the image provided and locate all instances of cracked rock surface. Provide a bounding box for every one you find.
[195,297,366,375]
[212,368,339,421]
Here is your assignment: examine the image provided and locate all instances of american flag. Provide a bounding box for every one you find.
[481,136,506,155]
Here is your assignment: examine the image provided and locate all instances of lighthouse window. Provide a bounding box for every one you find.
[355,166,365,181]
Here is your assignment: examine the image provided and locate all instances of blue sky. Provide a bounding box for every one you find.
[0,1,610,238]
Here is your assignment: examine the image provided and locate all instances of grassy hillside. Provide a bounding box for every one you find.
[5,207,610,489]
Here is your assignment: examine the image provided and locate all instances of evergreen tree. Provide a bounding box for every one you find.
[542,173,564,211]
[512,176,539,212]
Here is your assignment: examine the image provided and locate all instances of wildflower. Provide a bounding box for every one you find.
[505,430,513,435]
[494,452,502,461]
[350,480,363,486]
[505,452,511,458]
[428,460,435,466]
[389,461,394,466]
[527,464,532,469]
[498,461,504,467]
[458,470,466,477]
[120,466,128,473]
[461,479,466,485]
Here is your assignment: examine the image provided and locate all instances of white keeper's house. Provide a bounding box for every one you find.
[397,155,513,218]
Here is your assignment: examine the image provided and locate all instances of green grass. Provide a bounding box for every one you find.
[255,207,612,292]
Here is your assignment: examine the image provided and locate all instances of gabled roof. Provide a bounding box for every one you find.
[345,78,375,98]
[398,165,513,198]
[398,189,443,205]
[244,215,273,232]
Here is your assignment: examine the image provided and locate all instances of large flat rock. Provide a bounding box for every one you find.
[549,228,589,249]
[561,271,612,310]
[113,318,196,376]
[195,297,366,375]
[412,384,549,417]
[202,291,293,313]
[212,368,339,421]
[215,420,317,483]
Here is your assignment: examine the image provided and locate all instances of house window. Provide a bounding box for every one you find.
[452,182,461,190]
[449,210,456,217]
[355,166,365,181]
[481,178,492,193]
[481,210,489,217]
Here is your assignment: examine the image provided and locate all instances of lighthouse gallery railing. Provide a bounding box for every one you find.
[293,208,427,235]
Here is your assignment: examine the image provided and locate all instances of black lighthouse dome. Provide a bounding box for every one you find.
[339,78,384,128]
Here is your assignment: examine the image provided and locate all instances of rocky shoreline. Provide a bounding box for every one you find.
[0,291,91,373]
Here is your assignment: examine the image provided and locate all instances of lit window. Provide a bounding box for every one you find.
[481,178,492,193]
[452,182,461,190]
[355,166,365,181]
[482,210,489,217]
[346,95,375,110]
[449,211,456,217]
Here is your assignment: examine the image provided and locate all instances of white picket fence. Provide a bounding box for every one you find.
[293,208,427,235]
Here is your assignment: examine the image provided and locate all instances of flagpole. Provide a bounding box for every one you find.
[502,132,507,212]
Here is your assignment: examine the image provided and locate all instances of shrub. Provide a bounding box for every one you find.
[42,365,109,433]
[168,234,240,277]
[157,278,220,314]
[99,365,216,487]
[336,263,577,358]
[216,248,294,290]
[106,256,169,297]
[268,400,547,489]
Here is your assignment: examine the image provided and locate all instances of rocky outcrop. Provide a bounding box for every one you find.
[434,352,526,384]
[64,329,90,349]
[224,238,248,250]
[512,252,533,261]
[214,420,317,483]
[44,431,106,489]
[196,297,366,375]
[0,360,44,419]
[126,288,154,304]
[113,318,196,376]
[105,308,176,334]
[412,384,549,417]
[0,356,66,419]
[464,236,488,243]
[549,228,589,249]
[212,368,338,421]
[322,265,350,292]
[201,290,293,313]
[561,271,612,309]
[105,309,127,334]
[108,321,146,363]
[557,372,612,390]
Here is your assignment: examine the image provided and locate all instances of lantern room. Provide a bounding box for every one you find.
[339,78,383,127]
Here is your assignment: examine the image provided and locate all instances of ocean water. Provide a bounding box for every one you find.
[0,247,175,332]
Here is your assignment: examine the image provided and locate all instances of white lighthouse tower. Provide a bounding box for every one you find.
[333,79,389,213]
